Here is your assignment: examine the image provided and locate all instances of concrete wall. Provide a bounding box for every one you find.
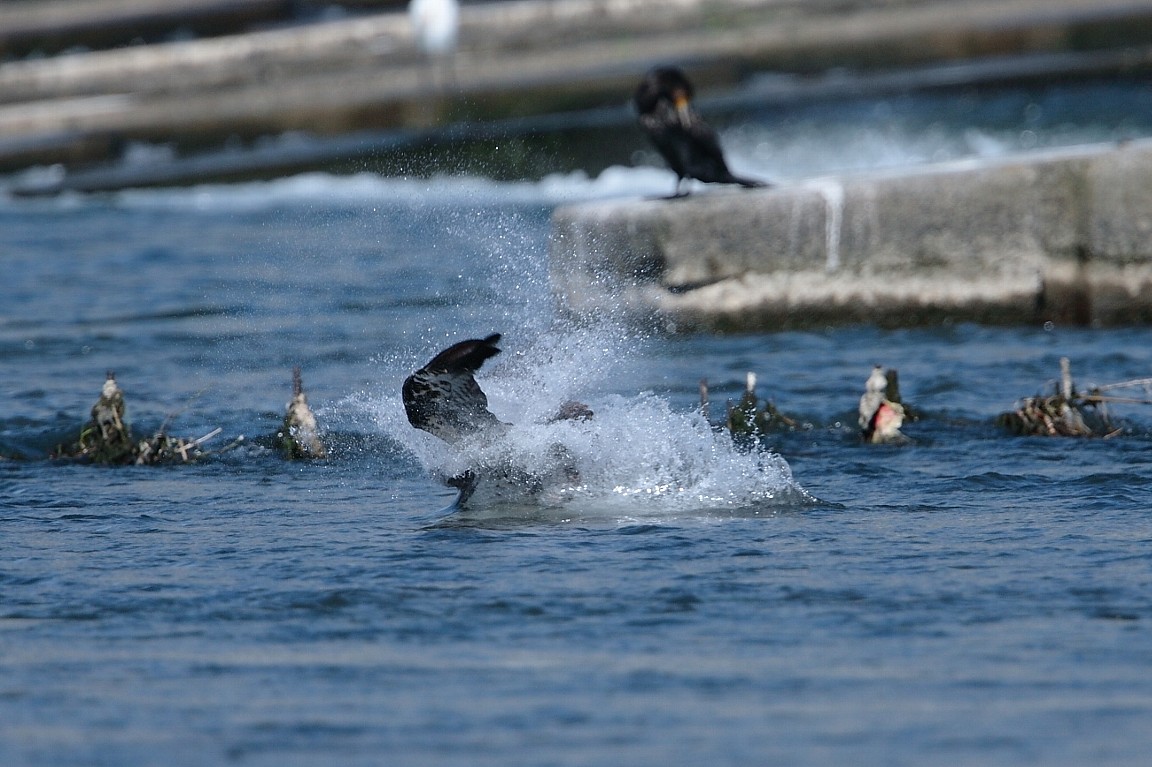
[6,0,1152,177]
[549,140,1152,330]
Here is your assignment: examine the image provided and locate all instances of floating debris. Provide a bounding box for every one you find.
[55,372,234,464]
[134,426,226,465]
[721,372,797,450]
[280,367,327,459]
[997,357,1122,437]
[859,365,909,445]
[72,371,136,464]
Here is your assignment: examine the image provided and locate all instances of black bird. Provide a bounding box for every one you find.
[633,66,768,196]
[402,334,594,507]
[402,333,507,444]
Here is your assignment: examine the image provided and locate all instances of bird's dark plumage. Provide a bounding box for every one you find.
[633,66,767,195]
[402,334,598,506]
[402,333,506,443]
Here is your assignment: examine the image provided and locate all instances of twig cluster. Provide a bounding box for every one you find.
[48,369,322,466]
[996,357,1124,438]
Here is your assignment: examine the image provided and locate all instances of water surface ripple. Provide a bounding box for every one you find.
[3,101,1152,764]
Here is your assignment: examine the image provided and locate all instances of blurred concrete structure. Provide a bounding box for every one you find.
[550,140,1152,329]
[3,0,1152,188]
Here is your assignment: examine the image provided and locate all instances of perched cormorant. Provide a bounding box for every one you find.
[633,66,768,196]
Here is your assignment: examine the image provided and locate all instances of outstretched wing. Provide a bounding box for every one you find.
[402,333,506,443]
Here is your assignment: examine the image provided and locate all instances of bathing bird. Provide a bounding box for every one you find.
[633,66,768,197]
[403,333,593,444]
[402,334,593,506]
[402,333,507,445]
[408,0,459,58]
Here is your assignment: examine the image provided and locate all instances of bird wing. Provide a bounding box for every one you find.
[677,111,738,184]
[402,334,505,443]
[639,102,734,183]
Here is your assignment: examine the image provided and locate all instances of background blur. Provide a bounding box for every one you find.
[3,0,1152,194]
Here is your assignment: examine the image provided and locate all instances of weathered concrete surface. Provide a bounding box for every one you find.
[0,0,295,58]
[4,0,1152,180]
[549,140,1152,329]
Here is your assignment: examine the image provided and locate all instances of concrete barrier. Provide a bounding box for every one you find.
[549,140,1152,329]
[5,0,1152,179]
[0,0,293,59]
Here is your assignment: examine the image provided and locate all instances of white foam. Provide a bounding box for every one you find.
[343,322,810,520]
[4,108,1131,212]
[90,165,676,213]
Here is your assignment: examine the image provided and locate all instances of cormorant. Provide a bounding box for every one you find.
[633,66,768,196]
[402,333,507,444]
[402,334,594,507]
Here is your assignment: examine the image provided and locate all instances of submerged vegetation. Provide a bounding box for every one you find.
[6,353,1152,469]
[49,372,245,465]
[704,366,916,449]
[705,356,1152,451]
[858,365,911,445]
[699,372,800,452]
[996,357,1151,438]
[279,367,328,460]
[708,372,799,451]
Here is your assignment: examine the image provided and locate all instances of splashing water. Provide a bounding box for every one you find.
[346,319,812,521]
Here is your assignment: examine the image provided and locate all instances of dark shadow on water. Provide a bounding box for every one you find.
[422,484,834,532]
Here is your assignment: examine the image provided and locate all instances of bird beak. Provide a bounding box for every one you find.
[673,91,691,125]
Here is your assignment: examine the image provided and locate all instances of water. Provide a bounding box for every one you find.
[4,83,1152,765]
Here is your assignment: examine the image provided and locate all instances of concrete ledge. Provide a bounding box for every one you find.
[0,0,293,58]
[548,139,1152,329]
[6,0,1152,177]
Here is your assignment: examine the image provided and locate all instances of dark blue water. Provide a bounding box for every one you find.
[4,90,1152,764]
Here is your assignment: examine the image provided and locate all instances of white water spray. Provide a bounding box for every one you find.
[348,319,811,519]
